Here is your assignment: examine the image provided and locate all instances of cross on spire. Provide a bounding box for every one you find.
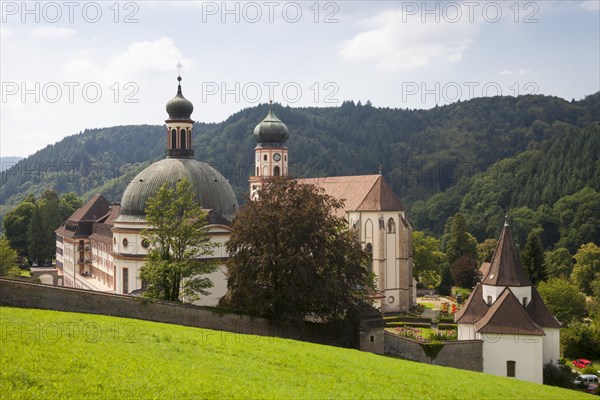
[176,60,183,77]
[378,163,383,174]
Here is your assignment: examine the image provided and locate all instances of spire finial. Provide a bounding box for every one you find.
[504,212,509,226]
[378,163,383,175]
[176,60,183,77]
[175,60,183,93]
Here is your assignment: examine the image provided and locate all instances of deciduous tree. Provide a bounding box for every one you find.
[537,278,586,326]
[140,179,216,302]
[0,236,20,277]
[223,178,375,322]
[544,247,573,279]
[572,242,600,295]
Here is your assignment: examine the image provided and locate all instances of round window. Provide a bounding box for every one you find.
[142,239,150,249]
[388,296,395,304]
[122,238,128,248]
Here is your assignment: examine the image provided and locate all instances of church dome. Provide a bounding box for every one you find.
[253,107,289,144]
[166,76,194,120]
[119,158,238,221]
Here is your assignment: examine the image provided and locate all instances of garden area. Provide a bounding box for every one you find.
[384,296,460,343]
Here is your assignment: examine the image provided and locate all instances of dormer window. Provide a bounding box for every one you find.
[487,296,493,305]
[522,297,527,307]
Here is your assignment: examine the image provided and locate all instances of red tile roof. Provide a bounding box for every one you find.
[296,175,404,217]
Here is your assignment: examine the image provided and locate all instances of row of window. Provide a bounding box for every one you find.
[169,127,192,150]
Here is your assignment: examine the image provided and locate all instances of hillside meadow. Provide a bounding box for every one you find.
[0,307,591,399]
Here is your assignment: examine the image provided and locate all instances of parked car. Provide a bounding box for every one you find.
[573,359,593,369]
[585,383,598,394]
[574,374,599,388]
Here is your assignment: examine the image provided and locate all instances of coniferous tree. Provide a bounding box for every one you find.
[444,213,477,265]
[522,231,547,284]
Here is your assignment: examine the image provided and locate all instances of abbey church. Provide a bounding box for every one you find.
[55,75,415,314]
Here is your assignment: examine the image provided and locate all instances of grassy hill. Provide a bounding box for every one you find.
[0,307,589,399]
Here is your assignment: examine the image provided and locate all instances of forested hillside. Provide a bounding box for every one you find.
[412,123,600,250]
[1,93,598,245]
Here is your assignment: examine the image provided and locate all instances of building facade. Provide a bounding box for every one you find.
[56,76,414,313]
[454,222,561,384]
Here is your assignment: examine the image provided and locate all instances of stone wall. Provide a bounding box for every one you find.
[0,278,355,348]
[384,331,483,372]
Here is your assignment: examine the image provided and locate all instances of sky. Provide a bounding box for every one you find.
[1,0,599,158]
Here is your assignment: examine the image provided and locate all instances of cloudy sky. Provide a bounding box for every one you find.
[1,1,599,157]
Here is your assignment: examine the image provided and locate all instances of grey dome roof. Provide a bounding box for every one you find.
[119,158,238,221]
[166,77,194,120]
[253,108,289,143]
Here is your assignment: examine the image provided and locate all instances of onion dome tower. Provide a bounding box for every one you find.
[165,75,194,158]
[249,102,289,198]
[117,75,239,221]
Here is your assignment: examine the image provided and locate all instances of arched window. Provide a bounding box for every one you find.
[263,154,268,161]
[180,129,186,149]
[274,166,280,176]
[387,218,396,233]
[171,129,177,149]
[256,167,259,175]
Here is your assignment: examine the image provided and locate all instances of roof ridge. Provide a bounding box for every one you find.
[475,288,545,336]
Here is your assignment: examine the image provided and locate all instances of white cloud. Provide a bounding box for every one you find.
[1,26,14,43]
[339,9,480,71]
[579,1,600,11]
[30,26,75,40]
[62,38,192,82]
[499,69,534,76]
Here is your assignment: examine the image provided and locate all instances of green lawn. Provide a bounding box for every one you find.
[0,307,590,399]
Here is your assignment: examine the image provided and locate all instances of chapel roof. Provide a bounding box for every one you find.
[474,288,545,336]
[482,223,532,287]
[526,286,562,329]
[296,175,404,217]
[454,283,488,325]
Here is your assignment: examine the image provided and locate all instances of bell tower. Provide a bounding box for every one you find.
[165,73,194,158]
[249,102,289,199]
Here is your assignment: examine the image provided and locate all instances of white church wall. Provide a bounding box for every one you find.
[482,286,532,307]
[482,333,544,384]
[192,264,228,306]
[458,323,478,341]
[542,328,561,364]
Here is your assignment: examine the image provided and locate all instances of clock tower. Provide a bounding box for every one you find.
[249,102,289,199]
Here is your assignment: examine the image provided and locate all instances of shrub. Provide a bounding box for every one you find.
[386,322,431,329]
[561,322,600,360]
[543,359,577,388]
[453,287,472,302]
[438,323,458,331]
[420,340,445,360]
[581,365,597,375]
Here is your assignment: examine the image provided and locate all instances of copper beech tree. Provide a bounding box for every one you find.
[223,178,375,322]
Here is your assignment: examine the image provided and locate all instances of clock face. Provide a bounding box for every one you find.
[273,153,281,162]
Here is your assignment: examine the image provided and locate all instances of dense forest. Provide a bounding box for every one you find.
[1,92,599,250]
